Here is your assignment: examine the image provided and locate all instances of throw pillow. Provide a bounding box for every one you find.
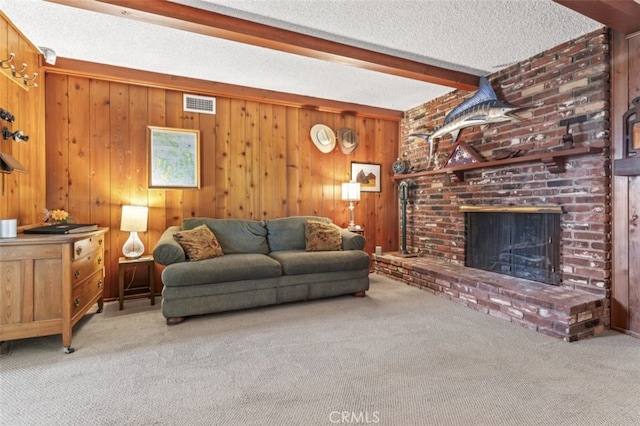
[305,220,343,251]
[173,224,224,261]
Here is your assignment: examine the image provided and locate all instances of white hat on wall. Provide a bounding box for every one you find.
[310,124,336,153]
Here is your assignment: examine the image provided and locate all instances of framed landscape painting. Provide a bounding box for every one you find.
[351,162,381,192]
[148,126,200,188]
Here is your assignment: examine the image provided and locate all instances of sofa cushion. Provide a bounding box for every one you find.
[268,250,370,275]
[173,224,224,261]
[264,216,332,252]
[162,253,282,287]
[182,218,269,254]
[305,220,342,251]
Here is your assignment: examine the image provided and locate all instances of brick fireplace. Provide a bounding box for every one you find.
[464,206,561,285]
[375,28,611,341]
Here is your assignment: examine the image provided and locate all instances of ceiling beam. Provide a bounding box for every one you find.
[45,0,479,91]
[553,0,640,35]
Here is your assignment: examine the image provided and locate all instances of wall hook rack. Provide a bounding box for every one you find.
[0,52,34,91]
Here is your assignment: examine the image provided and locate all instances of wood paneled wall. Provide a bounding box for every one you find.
[0,12,46,224]
[611,30,640,337]
[44,73,400,299]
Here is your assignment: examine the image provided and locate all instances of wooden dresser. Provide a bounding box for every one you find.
[0,228,108,353]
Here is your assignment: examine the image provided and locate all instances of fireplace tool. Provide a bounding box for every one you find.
[399,180,410,255]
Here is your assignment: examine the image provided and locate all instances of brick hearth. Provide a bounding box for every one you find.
[375,254,606,342]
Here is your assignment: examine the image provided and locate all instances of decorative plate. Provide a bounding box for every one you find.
[392,158,407,174]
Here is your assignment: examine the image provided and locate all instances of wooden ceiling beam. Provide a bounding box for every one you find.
[553,0,640,35]
[45,0,479,91]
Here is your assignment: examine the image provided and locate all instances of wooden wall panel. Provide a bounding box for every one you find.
[41,74,399,299]
[2,11,46,228]
[45,74,68,210]
[89,78,112,291]
[245,101,260,219]
[68,76,91,221]
[611,30,640,337]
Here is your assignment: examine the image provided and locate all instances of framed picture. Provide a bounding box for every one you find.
[148,126,200,188]
[351,161,381,192]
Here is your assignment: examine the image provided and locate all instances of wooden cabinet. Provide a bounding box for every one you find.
[0,228,108,353]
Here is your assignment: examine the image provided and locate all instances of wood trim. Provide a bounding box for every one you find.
[553,0,640,35]
[391,145,604,182]
[610,29,631,331]
[45,0,479,91]
[46,57,404,120]
[459,205,563,214]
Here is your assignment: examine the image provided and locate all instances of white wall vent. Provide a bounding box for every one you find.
[183,94,216,115]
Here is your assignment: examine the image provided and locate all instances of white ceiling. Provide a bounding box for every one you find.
[1,0,603,111]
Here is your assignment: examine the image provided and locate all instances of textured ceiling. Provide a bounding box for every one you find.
[1,0,603,111]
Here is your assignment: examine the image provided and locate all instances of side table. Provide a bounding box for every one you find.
[118,255,156,310]
[347,226,365,236]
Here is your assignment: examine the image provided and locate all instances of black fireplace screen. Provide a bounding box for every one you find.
[465,212,561,285]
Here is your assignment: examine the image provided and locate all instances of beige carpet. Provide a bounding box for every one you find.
[1,274,639,426]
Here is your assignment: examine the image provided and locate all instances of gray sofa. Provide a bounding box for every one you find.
[153,216,370,324]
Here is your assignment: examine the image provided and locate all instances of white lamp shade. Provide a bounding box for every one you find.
[120,205,148,232]
[341,182,361,201]
[120,205,148,258]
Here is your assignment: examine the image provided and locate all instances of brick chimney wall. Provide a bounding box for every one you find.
[398,28,610,300]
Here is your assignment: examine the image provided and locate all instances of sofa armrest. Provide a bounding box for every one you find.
[340,228,366,250]
[153,225,186,265]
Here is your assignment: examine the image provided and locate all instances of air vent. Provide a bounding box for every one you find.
[183,94,216,115]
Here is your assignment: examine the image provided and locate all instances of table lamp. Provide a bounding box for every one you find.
[341,181,361,228]
[120,205,148,259]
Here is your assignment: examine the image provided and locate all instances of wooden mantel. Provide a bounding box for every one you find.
[391,145,605,182]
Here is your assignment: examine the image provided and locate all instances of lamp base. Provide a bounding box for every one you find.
[122,231,145,259]
[348,201,356,228]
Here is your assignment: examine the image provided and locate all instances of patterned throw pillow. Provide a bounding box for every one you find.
[173,224,224,261]
[305,220,343,251]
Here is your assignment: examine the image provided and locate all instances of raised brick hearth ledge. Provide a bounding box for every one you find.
[375,254,606,342]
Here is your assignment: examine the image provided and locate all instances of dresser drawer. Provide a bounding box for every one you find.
[71,250,104,285]
[73,234,105,260]
[71,269,104,318]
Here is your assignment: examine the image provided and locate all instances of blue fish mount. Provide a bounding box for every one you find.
[410,76,522,170]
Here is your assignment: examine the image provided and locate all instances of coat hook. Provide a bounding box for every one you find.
[0,53,15,68]
[11,62,27,77]
[23,72,38,87]
[0,108,14,123]
[1,126,29,142]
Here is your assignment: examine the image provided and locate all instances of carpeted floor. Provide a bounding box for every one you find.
[1,274,639,426]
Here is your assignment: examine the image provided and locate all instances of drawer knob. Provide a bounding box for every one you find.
[97,279,103,288]
[74,270,81,279]
[73,298,80,308]
[98,238,103,245]
[76,246,83,256]
[97,256,102,265]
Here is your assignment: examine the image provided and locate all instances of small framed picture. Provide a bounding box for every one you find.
[351,162,381,192]
[148,126,200,188]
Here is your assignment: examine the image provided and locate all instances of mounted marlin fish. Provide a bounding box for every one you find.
[411,76,522,169]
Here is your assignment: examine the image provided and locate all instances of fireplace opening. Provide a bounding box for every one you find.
[465,209,561,285]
